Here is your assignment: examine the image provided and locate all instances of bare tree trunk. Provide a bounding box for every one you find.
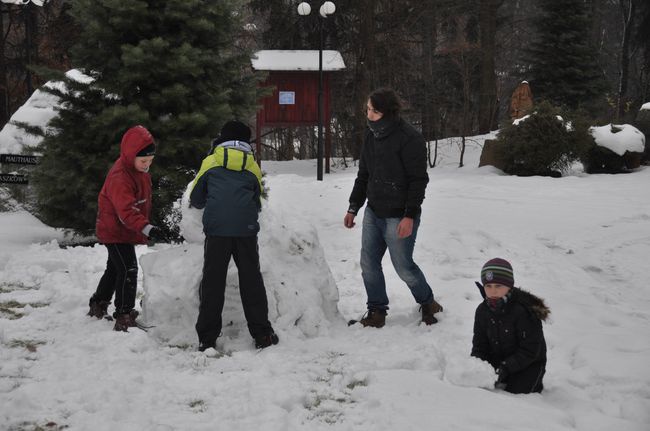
[351,0,375,160]
[278,128,294,161]
[0,4,9,127]
[478,0,502,134]
[420,1,438,142]
[616,0,634,122]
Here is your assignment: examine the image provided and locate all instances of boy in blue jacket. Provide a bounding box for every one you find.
[190,120,277,351]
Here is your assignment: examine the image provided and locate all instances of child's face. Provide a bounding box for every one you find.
[134,155,154,173]
[484,283,510,299]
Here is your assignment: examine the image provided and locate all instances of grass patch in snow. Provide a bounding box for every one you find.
[188,399,207,413]
[0,300,49,320]
[0,282,40,293]
[7,421,68,431]
[7,339,46,352]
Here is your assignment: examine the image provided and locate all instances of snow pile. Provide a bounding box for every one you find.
[589,124,645,156]
[0,88,58,154]
[0,69,94,154]
[141,182,344,347]
[641,102,650,110]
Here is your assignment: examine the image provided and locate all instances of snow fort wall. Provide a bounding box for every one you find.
[140,183,343,347]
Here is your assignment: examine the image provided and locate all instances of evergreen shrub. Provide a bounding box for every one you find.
[493,101,584,176]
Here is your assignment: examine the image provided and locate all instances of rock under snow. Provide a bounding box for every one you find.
[589,124,645,156]
[140,183,344,347]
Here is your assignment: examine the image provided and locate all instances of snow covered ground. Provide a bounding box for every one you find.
[1,136,649,431]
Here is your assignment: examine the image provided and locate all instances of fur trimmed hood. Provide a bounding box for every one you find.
[510,287,551,321]
[475,282,550,321]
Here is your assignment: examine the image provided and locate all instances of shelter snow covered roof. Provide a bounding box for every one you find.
[252,50,345,71]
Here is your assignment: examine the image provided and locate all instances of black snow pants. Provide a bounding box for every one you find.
[91,243,138,315]
[195,235,273,346]
[504,363,545,394]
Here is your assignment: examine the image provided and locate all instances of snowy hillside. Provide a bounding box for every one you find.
[1,137,649,430]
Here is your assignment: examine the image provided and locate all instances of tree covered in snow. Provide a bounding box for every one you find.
[525,0,606,110]
[30,0,260,235]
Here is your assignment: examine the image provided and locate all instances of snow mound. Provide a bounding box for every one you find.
[141,183,343,347]
[589,124,645,156]
[0,88,58,154]
[0,70,93,154]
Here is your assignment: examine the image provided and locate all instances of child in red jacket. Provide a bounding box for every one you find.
[87,125,163,331]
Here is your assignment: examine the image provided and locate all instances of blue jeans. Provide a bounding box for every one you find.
[360,207,434,310]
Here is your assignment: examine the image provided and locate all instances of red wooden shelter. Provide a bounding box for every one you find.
[252,50,345,170]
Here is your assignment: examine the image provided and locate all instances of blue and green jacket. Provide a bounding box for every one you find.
[190,141,263,237]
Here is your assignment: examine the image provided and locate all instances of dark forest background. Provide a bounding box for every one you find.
[0,0,648,236]
[2,0,647,160]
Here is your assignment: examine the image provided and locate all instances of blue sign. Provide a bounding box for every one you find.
[279,91,295,105]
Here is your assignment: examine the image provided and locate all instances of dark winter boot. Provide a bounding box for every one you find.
[198,341,216,352]
[113,310,139,332]
[254,332,279,349]
[87,298,111,320]
[421,300,444,325]
[360,309,387,328]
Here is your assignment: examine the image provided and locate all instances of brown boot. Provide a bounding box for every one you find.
[87,298,111,319]
[421,300,443,325]
[360,309,387,328]
[113,310,139,332]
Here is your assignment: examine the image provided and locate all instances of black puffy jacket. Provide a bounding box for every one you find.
[471,285,549,393]
[348,118,429,219]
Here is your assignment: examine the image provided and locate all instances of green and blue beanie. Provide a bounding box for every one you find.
[481,258,514,288]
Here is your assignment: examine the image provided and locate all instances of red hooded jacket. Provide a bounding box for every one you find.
[96,126,154,244]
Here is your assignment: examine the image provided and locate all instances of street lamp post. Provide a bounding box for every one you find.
[298,1,335,181]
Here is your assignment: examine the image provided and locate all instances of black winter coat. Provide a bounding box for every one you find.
[348,118,429,219]
[471,285,550,394]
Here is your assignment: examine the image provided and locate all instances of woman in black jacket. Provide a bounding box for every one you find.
[472,258,550,394]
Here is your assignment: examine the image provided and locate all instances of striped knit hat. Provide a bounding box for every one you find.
[481,258,514,288]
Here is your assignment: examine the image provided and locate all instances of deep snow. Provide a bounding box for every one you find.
[1,137,649,430]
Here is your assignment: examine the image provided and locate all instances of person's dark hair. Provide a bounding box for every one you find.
[369,88,403,119]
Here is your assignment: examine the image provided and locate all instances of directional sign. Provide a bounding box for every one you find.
[0,154,39,165]
[0,173,28,184]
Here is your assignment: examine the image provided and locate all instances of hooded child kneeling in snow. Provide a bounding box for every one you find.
[471,258,550,394]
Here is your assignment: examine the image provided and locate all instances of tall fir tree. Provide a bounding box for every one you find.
[526,0,606,109]
[31,0,260,236]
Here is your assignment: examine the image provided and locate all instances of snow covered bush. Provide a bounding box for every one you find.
[582,123,646,173]
[634,104,650,163]
[492,101,584,177]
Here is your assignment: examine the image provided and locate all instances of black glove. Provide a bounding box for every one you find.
[148,226,167,243]
[494,364,509,390]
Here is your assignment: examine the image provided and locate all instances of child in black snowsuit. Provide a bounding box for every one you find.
[472,258,550,394]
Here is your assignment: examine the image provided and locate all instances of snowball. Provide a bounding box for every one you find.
[444,356,496,388]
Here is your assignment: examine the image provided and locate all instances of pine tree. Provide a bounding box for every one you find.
[31,0,260,236]
[526,0,606,109]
